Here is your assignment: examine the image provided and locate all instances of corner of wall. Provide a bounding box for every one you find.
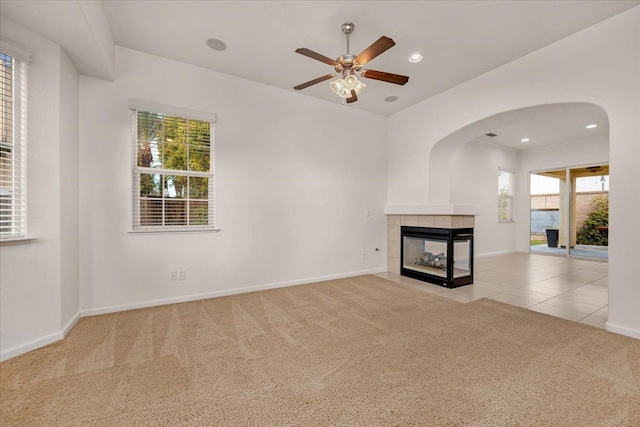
[58,47,81,330]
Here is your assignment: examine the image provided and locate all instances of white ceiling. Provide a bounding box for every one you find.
[475,103,609,151]
[0,1,115,80]
[100,0,638,115]
[1,1,638,116]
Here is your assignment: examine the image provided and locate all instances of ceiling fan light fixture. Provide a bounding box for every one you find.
[330,78,345,95]
[344,74,359,90]
[353,79,366,94]
[331,76,362,98]
[294,22,409,104]
[338,86,352,98]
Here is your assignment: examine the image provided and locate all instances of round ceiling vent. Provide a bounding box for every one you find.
[206,38,227,51]
[385,96,398,102]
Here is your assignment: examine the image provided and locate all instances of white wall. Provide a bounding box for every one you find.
[2,6,638,360]
[59,49,80,327]
[515,135,609,252]
[451,141,518,256]
[78,47,388,314]
[387,7,640,337]
[0,17,78,357]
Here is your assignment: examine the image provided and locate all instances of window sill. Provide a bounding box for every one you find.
[497,220,515,223]
[128,228,221,235]
[0,237,37,246]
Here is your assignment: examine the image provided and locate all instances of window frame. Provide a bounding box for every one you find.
[129,100,217,233]
[498,168,515,223]
[0,42,29,242]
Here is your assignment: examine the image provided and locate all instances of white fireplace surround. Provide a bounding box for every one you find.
[385,204,481,216]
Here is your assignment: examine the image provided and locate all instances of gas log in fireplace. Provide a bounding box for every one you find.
[401,226,474,288]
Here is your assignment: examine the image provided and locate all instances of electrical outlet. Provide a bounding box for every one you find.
[169,271,177,281]
[362,252,367,260]
[178,270,187,281]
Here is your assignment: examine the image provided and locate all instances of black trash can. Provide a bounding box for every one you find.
[546,229,559,248]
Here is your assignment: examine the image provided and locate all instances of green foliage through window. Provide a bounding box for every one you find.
[576,195,608,246]
[134,110,213,228]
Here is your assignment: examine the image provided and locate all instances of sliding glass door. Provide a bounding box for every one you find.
[569,166,608,259]
[530,164,608,260]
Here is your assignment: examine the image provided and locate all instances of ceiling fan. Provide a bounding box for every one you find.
[293,22,409,104]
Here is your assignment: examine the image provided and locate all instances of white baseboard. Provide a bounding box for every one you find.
[475,250,516,258]
[62,312,81,337]
[1,331,63,362]
[81,267,388,317]
[1,269,388,362]
[605,322,640,340]
[0,311,81,362]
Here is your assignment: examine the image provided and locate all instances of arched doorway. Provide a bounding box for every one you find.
[428,102,609,258]
[418,103,610,327]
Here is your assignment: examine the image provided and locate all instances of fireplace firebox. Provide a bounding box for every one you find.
[401,226,474,288]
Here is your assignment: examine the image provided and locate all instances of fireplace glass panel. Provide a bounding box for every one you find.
[453,238,472,278]
[401,226,474,288]
[402,236,448,278]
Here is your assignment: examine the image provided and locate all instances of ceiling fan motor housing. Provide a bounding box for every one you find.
[335,54,361,73]
[293,21,409,102]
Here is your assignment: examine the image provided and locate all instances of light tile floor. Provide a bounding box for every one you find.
[376,253,608,329]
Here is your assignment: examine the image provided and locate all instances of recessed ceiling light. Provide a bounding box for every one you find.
[408,53,423,63]
[586,124,598,129]
[206,38,227,51]
[385,96,398,102]
[521,138,530,143]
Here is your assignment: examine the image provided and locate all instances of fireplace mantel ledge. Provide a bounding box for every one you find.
[384,204,481,216]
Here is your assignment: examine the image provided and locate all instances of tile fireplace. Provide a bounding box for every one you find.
[401,226,473,288]
[387,214,476,288]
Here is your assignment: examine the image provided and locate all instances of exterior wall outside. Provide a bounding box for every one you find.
[531,191,608,231]
[531,194,561,211]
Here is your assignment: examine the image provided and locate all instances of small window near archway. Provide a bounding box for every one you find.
[498,169,514,222]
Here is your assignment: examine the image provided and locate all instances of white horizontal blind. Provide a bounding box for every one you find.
[0,51,26,240]
[131,107,215,231]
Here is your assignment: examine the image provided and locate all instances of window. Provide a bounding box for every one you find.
[0,49,27,240]
[498,169,514,222]
[131,101,215,232]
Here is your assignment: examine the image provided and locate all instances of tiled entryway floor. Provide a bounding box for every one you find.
[376,253,608,329]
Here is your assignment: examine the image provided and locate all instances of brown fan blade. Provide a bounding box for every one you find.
[354,36,395,66]
[295,48,339,66]
[293,74,335,91]
[361,69,409,85]
[346,90,358,104]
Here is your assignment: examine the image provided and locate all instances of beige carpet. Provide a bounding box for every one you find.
[1,275,639,426]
